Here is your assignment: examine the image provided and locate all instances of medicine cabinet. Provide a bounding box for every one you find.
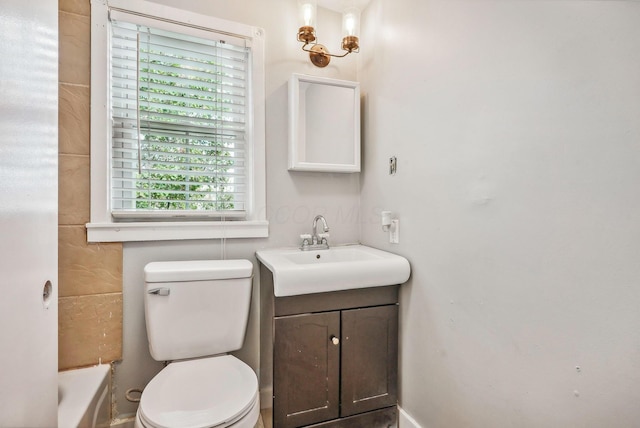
[288,74,361,173]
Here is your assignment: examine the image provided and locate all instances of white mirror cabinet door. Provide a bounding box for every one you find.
[288,74,360,173]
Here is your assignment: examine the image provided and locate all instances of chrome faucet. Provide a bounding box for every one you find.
[300,215,330,250]
[312,215,329,244]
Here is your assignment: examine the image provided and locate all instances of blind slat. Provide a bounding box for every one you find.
[139,51,247,76]
[112,135,244,147]
[139,115,246,131]
[114,178,247,189]
[138,100,246,120]
[113,155,247,168]
[111,210,247,220]
[113,59,246,81]
[113,83,247,107]
[114,189,246,198]
[113,142,246,154]
[112,168,246,179]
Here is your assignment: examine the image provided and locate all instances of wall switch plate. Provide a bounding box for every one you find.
[390,219,399,244]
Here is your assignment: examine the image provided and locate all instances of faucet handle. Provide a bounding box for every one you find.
[318,233,330,241]
[299,234,312,250]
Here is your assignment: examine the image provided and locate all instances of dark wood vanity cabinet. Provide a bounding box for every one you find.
[260,264,399,428]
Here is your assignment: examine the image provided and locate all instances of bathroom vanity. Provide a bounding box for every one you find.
[259,260,403,428]
[257,244,410,428]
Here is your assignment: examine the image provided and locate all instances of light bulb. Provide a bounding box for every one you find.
[303,4,313,26]
[298,0,317,28]
[341,6,360,38]
[344,15,355,35]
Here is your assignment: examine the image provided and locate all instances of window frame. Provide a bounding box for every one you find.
[88,0,267,242]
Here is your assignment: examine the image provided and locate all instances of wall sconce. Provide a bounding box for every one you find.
[297,0,360,68]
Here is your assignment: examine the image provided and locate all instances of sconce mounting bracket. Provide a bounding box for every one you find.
[309,44,331,68]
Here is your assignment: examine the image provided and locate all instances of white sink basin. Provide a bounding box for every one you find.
[256,244,410,297]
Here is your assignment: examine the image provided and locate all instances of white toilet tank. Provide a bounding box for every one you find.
[143,259,253,361]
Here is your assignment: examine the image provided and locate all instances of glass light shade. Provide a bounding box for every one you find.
[341,6,360,38]
[298,0,317,28]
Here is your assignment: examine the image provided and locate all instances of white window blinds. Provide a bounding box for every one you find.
[110,18,249,219]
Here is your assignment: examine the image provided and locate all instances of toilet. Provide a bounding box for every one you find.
[135,260,260,428]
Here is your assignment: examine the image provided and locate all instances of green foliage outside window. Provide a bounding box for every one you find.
[135,51,238,211]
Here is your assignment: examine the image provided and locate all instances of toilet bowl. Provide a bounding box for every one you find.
[136,260,259,428]
[134,357,259,428]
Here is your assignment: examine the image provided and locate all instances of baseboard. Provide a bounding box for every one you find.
[398,406,421,428]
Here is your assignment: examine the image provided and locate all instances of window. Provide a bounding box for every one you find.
[110,20,249,218]
[88,0,267,242]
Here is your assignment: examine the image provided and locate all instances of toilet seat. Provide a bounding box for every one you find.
[138,355,259,428]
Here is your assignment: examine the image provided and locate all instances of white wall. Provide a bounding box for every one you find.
[359,1,640,427]
[114,0,361,417]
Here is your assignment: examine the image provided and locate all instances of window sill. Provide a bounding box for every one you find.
[86,220,269,243]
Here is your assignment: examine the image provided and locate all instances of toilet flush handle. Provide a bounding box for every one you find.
[148,287,171,296]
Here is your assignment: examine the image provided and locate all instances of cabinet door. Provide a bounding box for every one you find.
[274,312,340,427]
[341,305,398,417]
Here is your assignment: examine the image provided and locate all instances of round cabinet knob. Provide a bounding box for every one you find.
[330,336,340,345]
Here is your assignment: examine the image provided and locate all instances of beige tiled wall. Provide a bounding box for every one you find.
[59,0,123,371]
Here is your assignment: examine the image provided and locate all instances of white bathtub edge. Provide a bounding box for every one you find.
[59,364,110,428]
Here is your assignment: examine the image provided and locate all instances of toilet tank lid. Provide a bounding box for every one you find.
[144,260,253,283]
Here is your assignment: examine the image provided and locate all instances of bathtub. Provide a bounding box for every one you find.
[58,364,110,428]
